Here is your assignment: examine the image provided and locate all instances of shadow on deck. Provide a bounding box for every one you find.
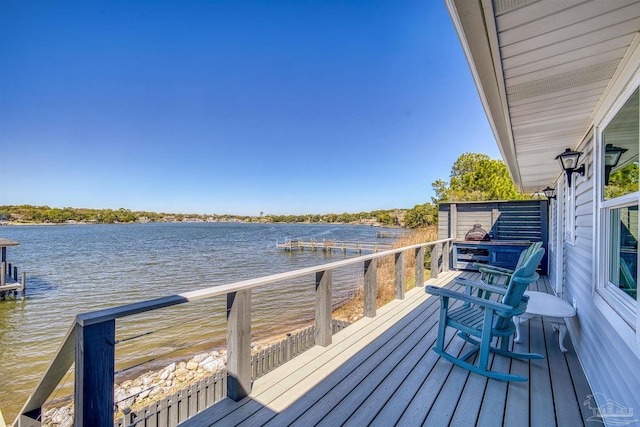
[183,271,592,426]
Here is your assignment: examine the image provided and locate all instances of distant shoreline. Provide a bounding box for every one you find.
[0,220,405,228]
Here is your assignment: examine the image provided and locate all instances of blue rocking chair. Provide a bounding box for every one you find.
[426,247,545,382]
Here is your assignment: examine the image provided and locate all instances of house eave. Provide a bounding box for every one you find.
[445,0,522,191]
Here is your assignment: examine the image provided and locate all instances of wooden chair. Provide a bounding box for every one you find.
[425,247,545,382]
[475,241,542,287]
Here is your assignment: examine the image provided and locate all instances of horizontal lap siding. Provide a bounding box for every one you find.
[438,206,450,240]
[562,147,640,414]
[455,205,492,239]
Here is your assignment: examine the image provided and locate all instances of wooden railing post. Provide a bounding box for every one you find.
[364,258,377,317]
[394,252,405,300]
[315,270,333,346]
[415,247,425,287]
[22,271,26,300]
[430,243,439,279]
[443,240,450,272]
[227,289,251,400]
[1,262,5,287]
[74,319,115,427]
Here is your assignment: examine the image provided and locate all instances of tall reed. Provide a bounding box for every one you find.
[333,226,438,322]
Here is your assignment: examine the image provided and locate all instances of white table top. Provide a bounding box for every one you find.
[523,291,576,318]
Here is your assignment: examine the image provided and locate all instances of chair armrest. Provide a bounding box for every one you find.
[426,285,513,314]
[477,265,514,275]
[454,277,509,295]
[511,272,540,285]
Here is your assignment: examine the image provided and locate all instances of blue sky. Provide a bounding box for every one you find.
[0,1,501,216]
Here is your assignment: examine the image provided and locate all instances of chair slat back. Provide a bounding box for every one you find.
[516,241,542,271]
[495,247,545,331]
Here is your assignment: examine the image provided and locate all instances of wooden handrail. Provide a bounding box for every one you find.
[16,237,454,426]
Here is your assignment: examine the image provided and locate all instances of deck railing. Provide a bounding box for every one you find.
[16,237,454,427]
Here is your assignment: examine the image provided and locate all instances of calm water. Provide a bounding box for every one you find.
[0,222,394,421]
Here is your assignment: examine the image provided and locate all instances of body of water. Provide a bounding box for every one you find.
[0,222,396,421]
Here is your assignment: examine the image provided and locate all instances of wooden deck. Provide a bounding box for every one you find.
[183,271,592,426]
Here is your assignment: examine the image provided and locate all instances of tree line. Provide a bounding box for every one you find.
[1,153,531,228]
[0,205,405,226]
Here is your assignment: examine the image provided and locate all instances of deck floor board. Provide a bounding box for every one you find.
[182,271,591,427]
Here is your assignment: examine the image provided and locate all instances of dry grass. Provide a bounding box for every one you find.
[333,226,438,322]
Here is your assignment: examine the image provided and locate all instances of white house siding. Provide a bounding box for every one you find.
[559,140,640,416]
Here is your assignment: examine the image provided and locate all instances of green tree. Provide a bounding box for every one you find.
[404,203,437,228]
[433,153,524,202]
[605,163,639,200]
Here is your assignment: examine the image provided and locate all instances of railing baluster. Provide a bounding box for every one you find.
[394,252,405,300]
[315,270,332,346]
[415,247,425,287]
[74,319,115,427]
[226,289,251,400]
[364,258,377,317]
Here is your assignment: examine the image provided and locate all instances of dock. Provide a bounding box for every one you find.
[0,238,26,300]
[276,239,393,254]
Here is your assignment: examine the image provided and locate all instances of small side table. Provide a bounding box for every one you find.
[514,291,576,352]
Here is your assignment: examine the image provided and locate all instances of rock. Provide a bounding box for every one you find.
[168,372,175,380]
[128,386,142,400]
[138,388,151,400]
[50,406,73,425]
[175,367,188,381]
[160,370,169,380]
[177,361,187,370]
[114,388,135,410]
[187,360,199,370]
[201,357,222,373]
[149,386,163,398]
[193,353,208,363]
[167,362,177,372]
[201,355,215,365]
[143,376,154,387]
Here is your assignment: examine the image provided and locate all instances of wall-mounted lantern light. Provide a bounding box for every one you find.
[542,186,556,200]
[604,143,627,185]
[555,148,585,187]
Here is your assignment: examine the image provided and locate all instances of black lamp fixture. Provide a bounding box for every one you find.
[556,148,585,187]
[604,143,628,185]
[542,186,556,200]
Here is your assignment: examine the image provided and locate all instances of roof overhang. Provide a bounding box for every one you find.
[446,0,640,193]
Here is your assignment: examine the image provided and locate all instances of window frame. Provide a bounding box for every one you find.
[595,84,640,340]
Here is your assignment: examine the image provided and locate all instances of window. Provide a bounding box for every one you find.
[608,205,638,300]
[600,88,639,306]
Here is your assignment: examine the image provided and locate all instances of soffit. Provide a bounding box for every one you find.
[449,0,640,192]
